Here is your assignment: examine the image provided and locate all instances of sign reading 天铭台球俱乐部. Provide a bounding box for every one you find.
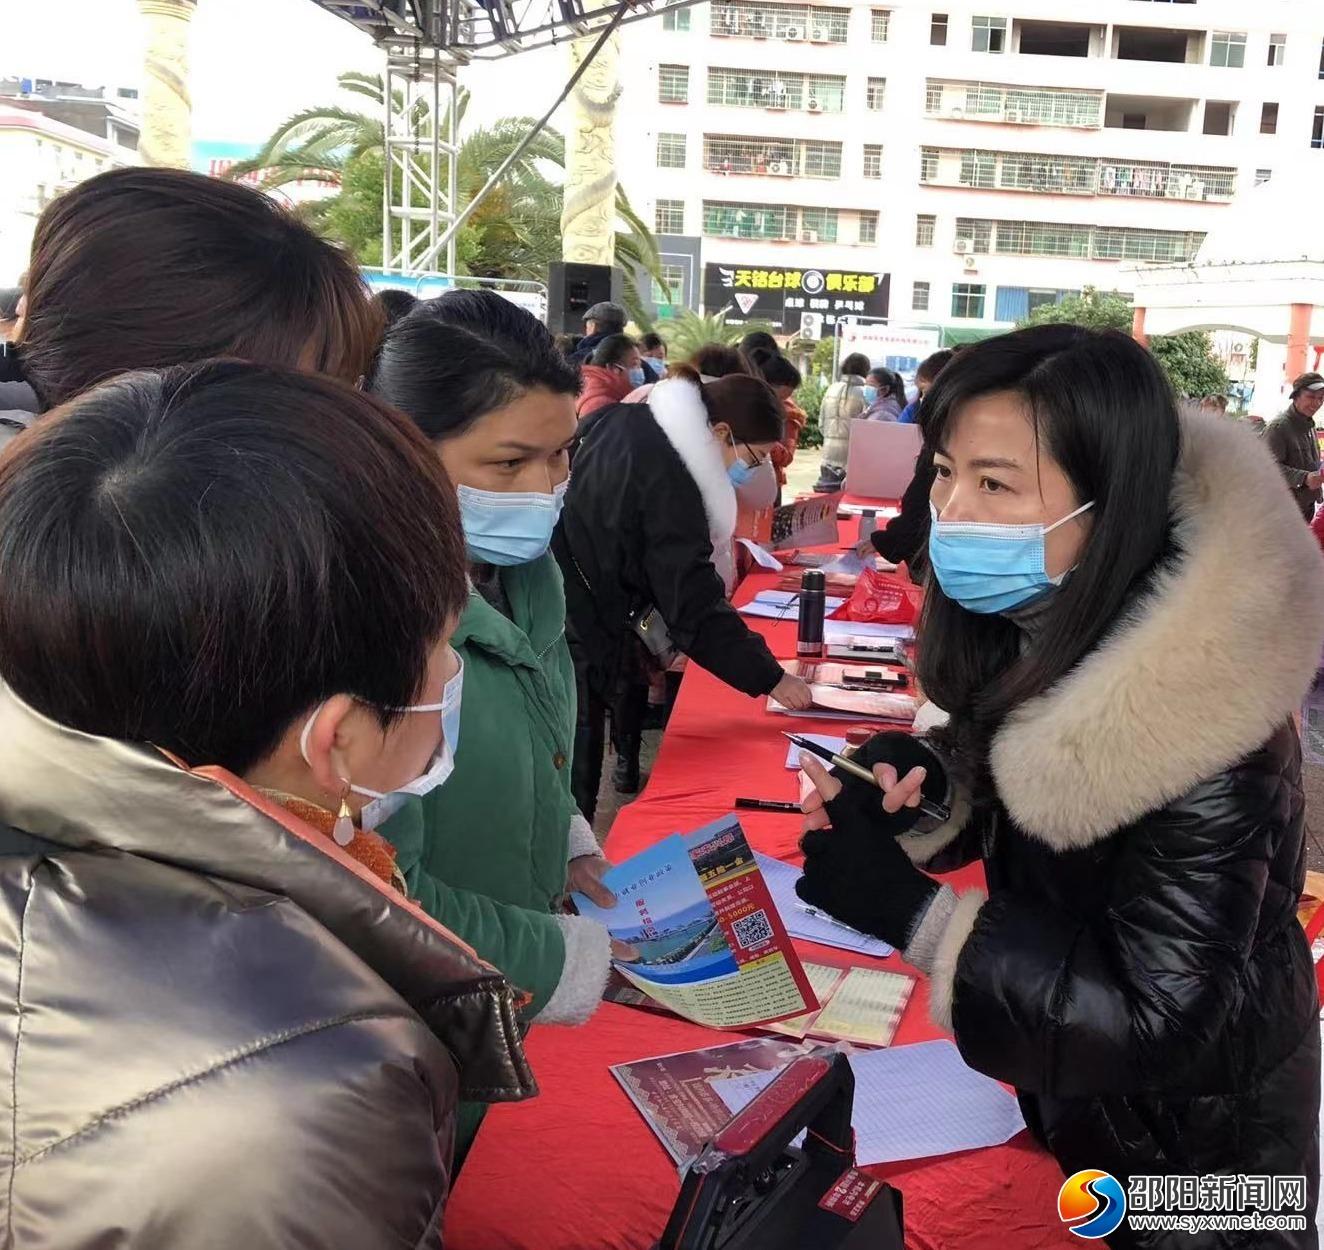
[703,264,890,334]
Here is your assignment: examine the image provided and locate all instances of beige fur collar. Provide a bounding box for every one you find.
[990,409,1324,850]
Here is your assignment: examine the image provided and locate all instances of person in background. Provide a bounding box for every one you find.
[0,284,37,423]
[1,166,380,450]
[0,360,534,1246]
[898,349,955,424]
[571,299,627,363]
[578,332,643,419]
[368,293,622,1071]
[815,351,871,491]
[800,326,1323,1237]
[375,287,419,328]
[738,329,780,366]
[1266,372,1324,522]
[554,332,582,357]
[860,347,957,575]
[863,366,906,422]
[692,343,750,380]
[639,330,668,380]
[747,346,804,492]
[555,367,812,819]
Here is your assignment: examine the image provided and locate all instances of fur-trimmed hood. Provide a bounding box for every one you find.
[990,408,1324,850]
[647,377,738,551]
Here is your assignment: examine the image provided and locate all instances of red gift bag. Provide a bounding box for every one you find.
[840,566,923,624]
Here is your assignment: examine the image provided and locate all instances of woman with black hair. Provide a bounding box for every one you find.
[747,345,805,491]
[798,325,1324,1242]
[0,361,533,1246]
[862,366,906,422]
[555,366,812,817]
[578,332,644,418]
[370,290,624,1063]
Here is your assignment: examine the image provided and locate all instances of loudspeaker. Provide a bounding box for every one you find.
[547,262,624,334]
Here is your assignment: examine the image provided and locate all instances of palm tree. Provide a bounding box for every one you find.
[227,72,666,319]
[657,309,778,359]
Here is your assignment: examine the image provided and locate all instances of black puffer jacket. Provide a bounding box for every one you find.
[904,410,1324,1247]
[553,378,783,702]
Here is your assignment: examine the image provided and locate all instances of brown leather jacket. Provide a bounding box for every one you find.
[0,683,535,1249]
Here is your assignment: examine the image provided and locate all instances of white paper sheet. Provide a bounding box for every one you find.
[710,1039,1027,1165]
[823,619,915,643]
[753,852,894,958]
[738,592,847,621]
[736,538,784,572]
[782,735,847,769]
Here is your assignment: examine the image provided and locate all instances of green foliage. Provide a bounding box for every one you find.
[1150,331,1229,399]
[795,377,827,448]
[810,336,836,380]
[655,309,776,359]
[1018,285,1227,399]
[229,72,668,302]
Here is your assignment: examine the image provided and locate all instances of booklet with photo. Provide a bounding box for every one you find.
[768,660,917,724]
[573,816,818,1030]
[611,1035,819,1164]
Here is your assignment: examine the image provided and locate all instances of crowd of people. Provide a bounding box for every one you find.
[0,164,1322,1247]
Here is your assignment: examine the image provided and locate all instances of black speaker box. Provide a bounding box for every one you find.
[547,262,624,333]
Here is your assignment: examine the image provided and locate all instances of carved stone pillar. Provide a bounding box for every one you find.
[137,0,196,168]
[560,34,621,265]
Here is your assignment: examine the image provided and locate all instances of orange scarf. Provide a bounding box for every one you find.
[261,791,406,894]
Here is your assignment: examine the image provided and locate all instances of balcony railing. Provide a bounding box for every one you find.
[925,79,1104,129]
[703,134,843,179]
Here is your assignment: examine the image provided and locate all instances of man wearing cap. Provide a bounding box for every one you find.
[1266,372,1324,522]
[571,301,627,364]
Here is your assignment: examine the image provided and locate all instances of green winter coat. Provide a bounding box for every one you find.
[381,553,578,1018]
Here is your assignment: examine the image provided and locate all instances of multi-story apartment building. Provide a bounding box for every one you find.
[616,0,1324,335]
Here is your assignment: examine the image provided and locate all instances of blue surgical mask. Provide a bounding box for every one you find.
[724,430,758,487]
[627,366,648,388]
[862,385,879,405]
[928,500,1094,615]
[457,480,568,566]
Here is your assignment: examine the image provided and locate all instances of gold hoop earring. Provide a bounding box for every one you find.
[332,781,355,847]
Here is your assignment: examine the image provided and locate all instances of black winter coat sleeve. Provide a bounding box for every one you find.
[640,499,785,698]
[953,767,1283,1099]
[871,444,936,566]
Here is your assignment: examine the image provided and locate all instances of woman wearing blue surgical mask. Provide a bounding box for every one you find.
[796,325,1324,1227]
[556,365,813,820]
[369,290,629,1110]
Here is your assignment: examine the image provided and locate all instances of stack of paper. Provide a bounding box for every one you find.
[763,963,913,1047]
[738,590,847,621]
[709,1040,1028,1165]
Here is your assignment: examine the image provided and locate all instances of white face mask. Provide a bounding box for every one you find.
[299,653,465,837]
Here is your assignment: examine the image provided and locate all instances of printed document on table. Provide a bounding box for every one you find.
[753,852,894,958]
[809,967,913,1046]
[783,734,847,769]
[709,1039,1027,1165]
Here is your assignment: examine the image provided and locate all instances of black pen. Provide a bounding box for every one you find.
[734,797,802,813]
[783,732,951,824]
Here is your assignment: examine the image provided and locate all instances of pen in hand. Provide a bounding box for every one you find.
[783,732,950,824]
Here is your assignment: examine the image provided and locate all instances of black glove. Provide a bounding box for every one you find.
[795,788,941,950]
[829,732,948,829]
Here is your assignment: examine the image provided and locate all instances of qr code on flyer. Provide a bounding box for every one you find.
[732,909,774,950]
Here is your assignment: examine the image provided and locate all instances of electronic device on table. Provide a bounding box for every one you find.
[656,1052,904,1250]
[824,640,907,664]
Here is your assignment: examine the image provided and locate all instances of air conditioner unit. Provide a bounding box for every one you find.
[953,238,974,255]
[807,98,822,113]
[950,106,965,119]
[801,229,820,243]
[769,160,789,175]
[963,254,980,272]
[811,27,828,41]
[1005,107,1022,123]
[783,25,803,40]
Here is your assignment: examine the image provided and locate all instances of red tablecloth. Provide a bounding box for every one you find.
[446,525,1075,1250]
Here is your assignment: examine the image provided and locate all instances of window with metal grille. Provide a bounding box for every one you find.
[912,281,930,312]
[1092,227,1204,262]
[972,16,1007,54]
[931,13,948,45]
[1097,159,1236,201]
[659,65,690,103]
[994,219,1091,257]
[916,214,936,247]
[926,80,1103,127]
[924,82,944,113]
[655,199,685,233]
[959,151,996,189]
[706,67,845,112]
[807,75,847,112]
[703,134,841,177]
[951,283,986,319]
[710,2,849,42]
[863,144,883,178]
[920,147,939,181]
[653,263,687,306]
[1314,106,1324,149]
[871,9,890,41]
[800,208,839,242]
[1268,33,1285,67]
[954,217,993,252]
[657,132,687,168]
[702,201,839,242]
[866,78,886,110]
[859,212,878,244]
[662,8,691,31]
[1210,31,1246,68]
[998,151,1097,194]
[1255,168,1272,186]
